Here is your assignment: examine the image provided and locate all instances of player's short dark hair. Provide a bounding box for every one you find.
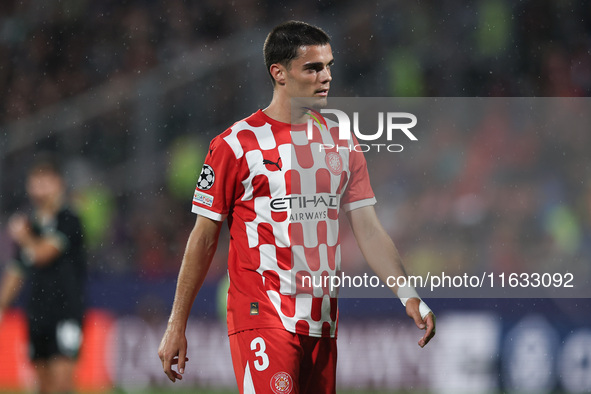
[27,153,63,178]
[263,20,330,84]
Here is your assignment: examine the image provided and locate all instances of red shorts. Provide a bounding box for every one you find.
[229,328,337,394]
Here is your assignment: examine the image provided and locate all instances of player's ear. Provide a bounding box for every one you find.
[270,63,286,86]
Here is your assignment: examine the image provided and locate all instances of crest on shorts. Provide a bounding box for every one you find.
[250,302,259,315]
[197,164,215,190]
[270,371,293,394]
[325,151,343,175]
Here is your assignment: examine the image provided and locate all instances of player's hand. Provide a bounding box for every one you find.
[7,214,32,245]
[158,325,189,382]
[405,297,436,348]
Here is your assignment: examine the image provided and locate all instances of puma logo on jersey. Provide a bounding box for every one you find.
[263,157,282,171]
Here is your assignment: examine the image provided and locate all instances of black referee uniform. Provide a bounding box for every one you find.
[12,206,86,360]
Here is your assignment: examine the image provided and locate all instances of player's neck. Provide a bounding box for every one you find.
[36,194,63,219]
[263,91,309,125]
[263,97,290,124]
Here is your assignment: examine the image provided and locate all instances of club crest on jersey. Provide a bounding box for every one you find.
[270,371,293,394]
[197,164,215,190]
[325,151,343,175]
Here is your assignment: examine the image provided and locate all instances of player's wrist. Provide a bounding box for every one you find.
[417,300,432,320]
[166,316,187,333]
[398,284,433,320]
[397,283,420,307]
[19,232,38,249]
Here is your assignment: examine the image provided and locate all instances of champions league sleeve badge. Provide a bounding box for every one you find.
[197,164,215,190]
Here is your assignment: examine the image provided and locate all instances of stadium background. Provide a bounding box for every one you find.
[1,0,591,393]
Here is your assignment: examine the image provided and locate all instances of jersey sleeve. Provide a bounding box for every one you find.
[192,136,239,221]
[341,135,377,212]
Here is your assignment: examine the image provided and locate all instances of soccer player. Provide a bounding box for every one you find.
[158,20,435,393]
[0,156,86,394]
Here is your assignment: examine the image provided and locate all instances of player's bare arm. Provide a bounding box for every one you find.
[158,215,223,382]
[346,205,435,348]
[0,266,24,322]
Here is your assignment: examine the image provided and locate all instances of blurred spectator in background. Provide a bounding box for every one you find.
[0,155,86,394]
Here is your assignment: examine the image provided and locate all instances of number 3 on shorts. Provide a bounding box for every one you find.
[250,337,270,371]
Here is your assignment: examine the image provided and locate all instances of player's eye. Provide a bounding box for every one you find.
[304,63,325,72]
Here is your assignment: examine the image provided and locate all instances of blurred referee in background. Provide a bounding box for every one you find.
[0,155,86,394]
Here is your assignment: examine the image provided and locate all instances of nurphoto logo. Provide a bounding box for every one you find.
[305,107,418,153]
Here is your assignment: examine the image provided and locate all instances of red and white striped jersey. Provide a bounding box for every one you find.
[192,109,375,338]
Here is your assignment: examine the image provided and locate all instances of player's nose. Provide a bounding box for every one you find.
[319,67,332,83]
